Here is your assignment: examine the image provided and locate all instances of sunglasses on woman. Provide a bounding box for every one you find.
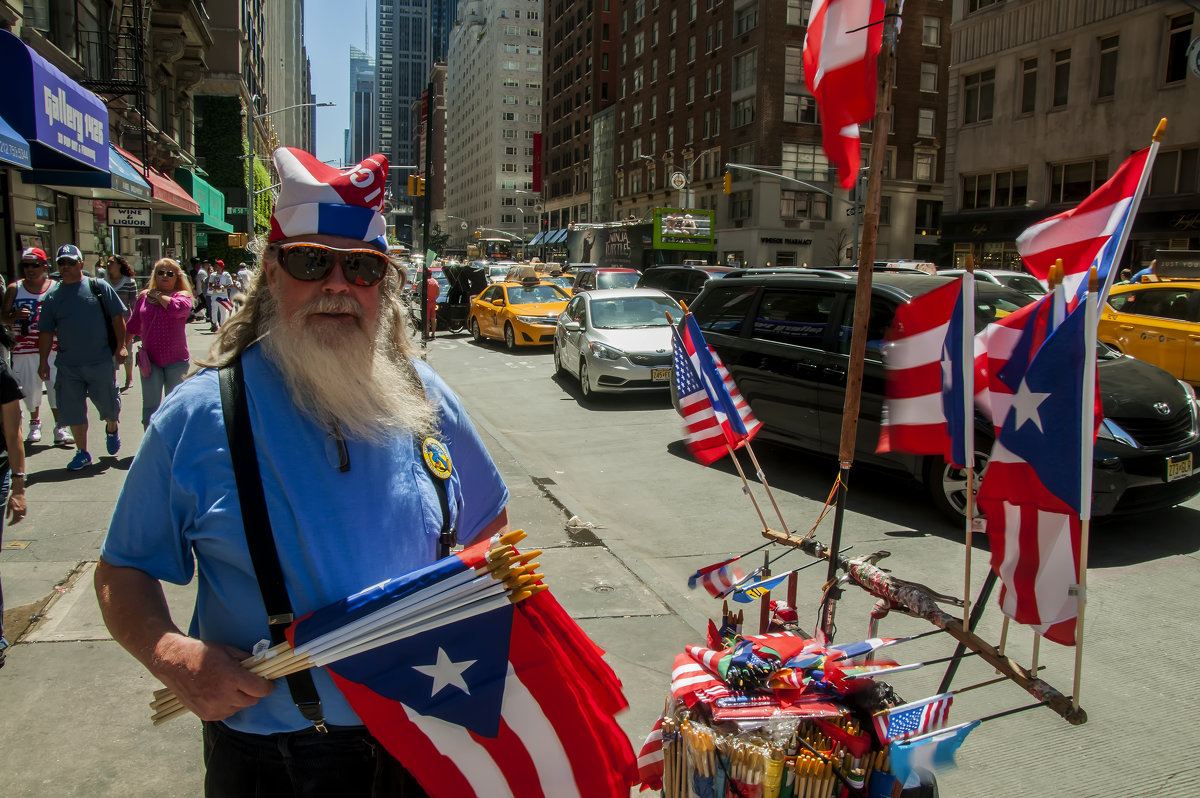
[155,270,178,277]
[277,243,391,287]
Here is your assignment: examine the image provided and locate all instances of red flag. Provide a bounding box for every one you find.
[635,716,664,792]
[803,0,885,189]
[814,718,874,758]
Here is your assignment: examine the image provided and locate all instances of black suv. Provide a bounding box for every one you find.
[685,273,1200,520]
[637,264,739,306]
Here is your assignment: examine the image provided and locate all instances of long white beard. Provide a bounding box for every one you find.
[261,293,436,442]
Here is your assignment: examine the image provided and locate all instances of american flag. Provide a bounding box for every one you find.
[872,693,953,743]
[669,652,734,707]
[635,716,664,792]
[671,313,761,465]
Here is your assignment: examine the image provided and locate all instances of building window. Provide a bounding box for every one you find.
[669,49,676,73]
[688,36,696,62]
[963,69,994,124]
[650,96,658,119]
[967,0,1002,12]
[1096,35,1119,100]
[1165,13,1194,84]
[501,163,517,172]
[502,112,516,121]
[686,118,694,143]
[1019,57,1037,115]
[634,32,645,57]
[667,87,675,111]
[961,169,1029,210]
[729,190,752,220]
[1050,159,1108,204]
[633,66,644,91]
[669,9,677,34]
[653,21,659,47]
[735,5,759,36]
[782,143,830,182]
[733,51,757,90]
[1052,49,1071,107]
[687,76,696,103]
[914,150,936,182]
[922,16,940,46]
[780,190,829,220]
[1149,147,1199,196]
[920,63,938,93]
[785,46,803,84]
[632,103,643,126]
[917,108,935,138]
[732,97,756,127]
[785,0,811,27]
[783,93,818,124]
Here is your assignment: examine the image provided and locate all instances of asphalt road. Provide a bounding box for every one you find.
[423,330,1200,797]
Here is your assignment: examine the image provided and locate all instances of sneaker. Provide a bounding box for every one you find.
[25,420,41,444]
[53,426,74,445]
[106,430,121,455]
[67,450,92,471]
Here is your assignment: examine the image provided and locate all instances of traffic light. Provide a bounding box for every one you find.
[474,230,481,239]
[227,233,248,247]
[722,172,732,194]
[407,175,416,196]
[416,177,426,197]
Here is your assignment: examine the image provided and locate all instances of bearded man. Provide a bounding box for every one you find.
[95,149,510,797]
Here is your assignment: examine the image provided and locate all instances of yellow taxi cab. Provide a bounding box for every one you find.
[1098,279,1200,386]
[468,277,571,349]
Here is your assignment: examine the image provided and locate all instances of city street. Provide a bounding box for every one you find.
[1,321,1198,796]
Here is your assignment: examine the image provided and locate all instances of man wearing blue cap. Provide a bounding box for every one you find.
[96,149,511,795]
[36,244,127,471]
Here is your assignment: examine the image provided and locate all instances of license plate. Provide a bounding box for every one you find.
[1166,452,1193,482]
[651,367,672,382]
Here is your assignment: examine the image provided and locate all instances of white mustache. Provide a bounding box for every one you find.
[299,296,363,318]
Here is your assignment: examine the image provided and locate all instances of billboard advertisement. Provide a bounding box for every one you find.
[652,208,715,251]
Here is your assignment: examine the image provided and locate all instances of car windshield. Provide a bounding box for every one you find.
[597,272,641,289]
[489,266,509,279]
[508,284,568,303]
[971,284,1036,330]
[589,296,683,328]
[997,274,1047,295]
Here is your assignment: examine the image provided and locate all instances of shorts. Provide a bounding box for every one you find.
[54,360,121,427]
[10,351,56,413]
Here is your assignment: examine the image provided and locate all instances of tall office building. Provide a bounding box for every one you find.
[376,0,456,198]
[446,0,544,240]
[346,45,376,164]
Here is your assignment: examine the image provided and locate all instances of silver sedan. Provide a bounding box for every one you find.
[553,288,685,400]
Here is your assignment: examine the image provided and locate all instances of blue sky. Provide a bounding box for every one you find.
[304,0,374,165]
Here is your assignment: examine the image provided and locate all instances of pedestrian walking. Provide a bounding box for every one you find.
[0,324,28,669]
[125,258,193,429]
[1,247,71,445]
[36,244,127,472]
[104,255,138,392]
[207,259,234,331]
[195,259,210,325]
[95,147,509,795]
[424,267,439,338]
[235,261,254,295]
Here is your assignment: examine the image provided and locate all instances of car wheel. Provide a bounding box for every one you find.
[553,342,566,376]
[504,323,516,350]
[925,440,992,522]
[470,317,483,343]
[579,358,594,401]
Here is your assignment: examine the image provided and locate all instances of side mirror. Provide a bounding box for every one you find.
[492,298,505,306]
[564,321,582,332]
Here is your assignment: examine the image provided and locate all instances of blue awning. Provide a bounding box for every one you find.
[528,231,545,246]
[548,228,569,244]
[0,111,30,169]
[0,30,109,172]
[22,144,151,201]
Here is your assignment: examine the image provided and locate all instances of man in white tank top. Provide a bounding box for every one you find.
[1,248,71,445]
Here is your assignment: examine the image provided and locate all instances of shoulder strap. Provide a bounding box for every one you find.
[404,360,457,558]
[218,358,328,732]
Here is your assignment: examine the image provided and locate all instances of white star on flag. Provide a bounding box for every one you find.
[412,647,476,698]
[1009,380,1051,432]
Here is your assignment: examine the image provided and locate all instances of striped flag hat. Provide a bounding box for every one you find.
[268,148,390,252]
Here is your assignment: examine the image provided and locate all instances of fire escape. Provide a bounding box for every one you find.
[78,0,151,181]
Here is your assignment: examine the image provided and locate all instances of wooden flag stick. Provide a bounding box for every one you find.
[961,254,977,628]
[725,442,772,533]
[741,441,792,536]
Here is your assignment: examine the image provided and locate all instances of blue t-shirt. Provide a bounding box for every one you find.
[37,277,127,367]
[101,345,510,734]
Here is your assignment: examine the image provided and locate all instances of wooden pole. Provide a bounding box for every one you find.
[725,443,772,533]
[1072,268,1100,711]
[742,441,792,538]
[961,255,977,627]
[823,0,901,640]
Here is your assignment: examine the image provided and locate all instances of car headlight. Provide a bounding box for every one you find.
[515,315,554,325]
[1178,379,1197,406]
[1096,418,1138,448]
[588,341,624,360]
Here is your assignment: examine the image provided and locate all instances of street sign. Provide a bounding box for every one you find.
[227,206,248,215]
[109,207,151,228]
[670,171,687,190]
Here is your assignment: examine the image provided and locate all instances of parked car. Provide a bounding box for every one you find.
[725,267,852,280]
[636,264,739,306]
[1099,279,1200,387]
[553,288,684,400]
[569,267,642,294]
[468,279,571,349]
[683,273,1200,520]
[939,268,1048,298]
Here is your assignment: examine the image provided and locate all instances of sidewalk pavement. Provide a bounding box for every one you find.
[0,320,697,796]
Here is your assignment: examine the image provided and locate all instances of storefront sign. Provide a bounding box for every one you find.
[760,237,813,245]
[110,207,151,228]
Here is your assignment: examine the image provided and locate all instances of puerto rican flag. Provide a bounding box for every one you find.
[878,277,976,467]
[688,558,745,597]
[976,302,1100,646]
[671,313,761,465]
[1016,147,1153,304]
[635,716,665,792]
[289,544,637,797]
[803,0,885,189]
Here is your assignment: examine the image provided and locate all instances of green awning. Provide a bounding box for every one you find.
[165,168,235,233]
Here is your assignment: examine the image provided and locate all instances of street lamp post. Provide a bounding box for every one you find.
[243,98,336,235]
[515,188,546,261]
[515,207,527,259]
[640,145,719,209]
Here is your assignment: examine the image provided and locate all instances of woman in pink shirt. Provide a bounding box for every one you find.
[125,258,193,428]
